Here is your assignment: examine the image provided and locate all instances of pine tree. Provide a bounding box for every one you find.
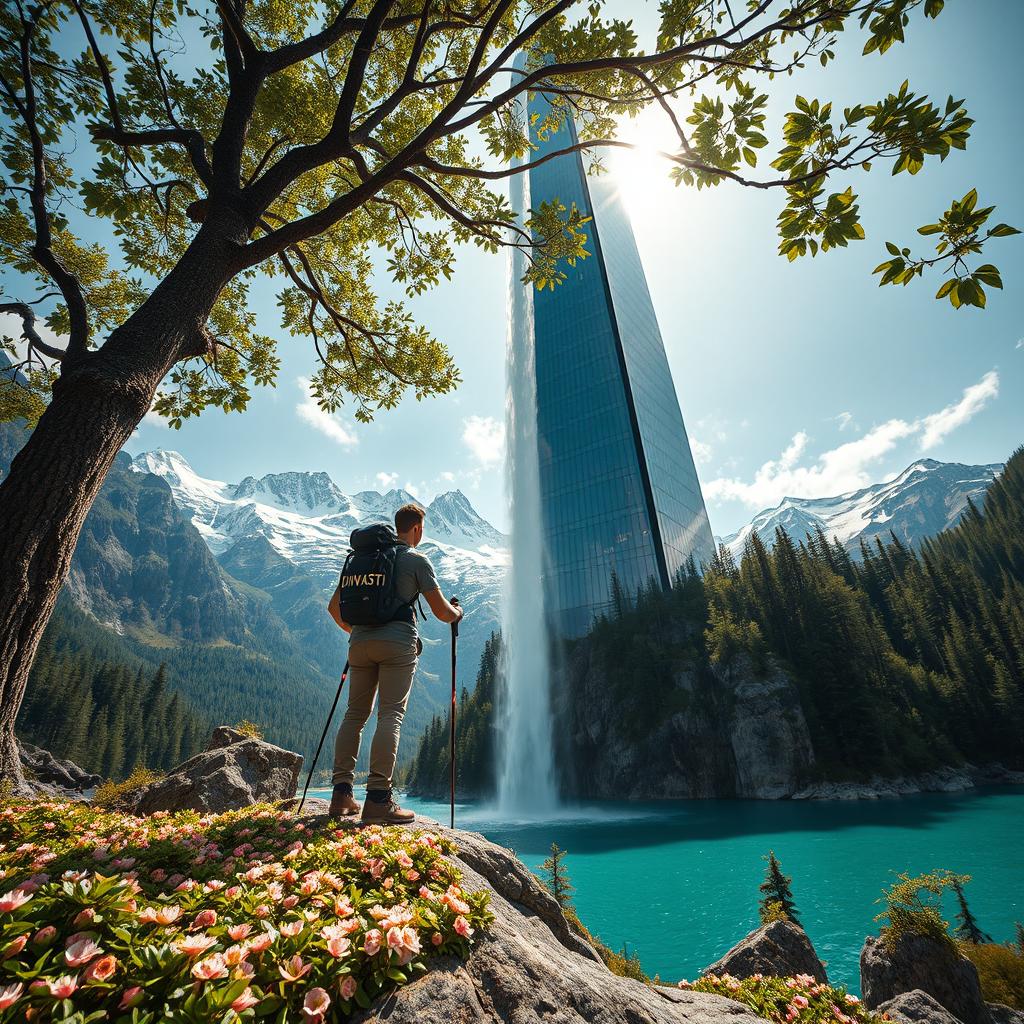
[540,843,575,911]
[952,877,991,944]
[759,851,800,926]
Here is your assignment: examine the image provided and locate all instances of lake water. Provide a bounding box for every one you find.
[310,786,1024,992]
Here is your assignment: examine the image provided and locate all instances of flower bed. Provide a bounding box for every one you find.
[680,973,885,1024]
[0,799,492,1021]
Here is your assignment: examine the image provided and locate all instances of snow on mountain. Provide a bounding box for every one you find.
[719,458,1002,559]
[131,450,508,583]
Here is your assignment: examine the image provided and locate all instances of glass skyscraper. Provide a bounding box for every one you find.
[509,80,716,638]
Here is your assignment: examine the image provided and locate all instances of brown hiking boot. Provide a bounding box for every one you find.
[360,792,415,825]
[328,784,360,817]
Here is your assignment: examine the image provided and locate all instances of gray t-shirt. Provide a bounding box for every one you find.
[348,544,440,647]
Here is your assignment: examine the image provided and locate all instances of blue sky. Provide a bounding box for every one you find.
[7,3,1024,536]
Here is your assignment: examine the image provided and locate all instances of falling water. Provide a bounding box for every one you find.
[495,165,560,816]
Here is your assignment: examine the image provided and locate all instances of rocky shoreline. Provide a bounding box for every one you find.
[789,763,1024,801]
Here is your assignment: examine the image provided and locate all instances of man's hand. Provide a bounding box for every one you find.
[424,588,463,624]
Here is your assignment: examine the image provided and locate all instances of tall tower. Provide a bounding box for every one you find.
[509,83,715,638]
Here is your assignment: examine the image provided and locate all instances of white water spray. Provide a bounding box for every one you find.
[495,181,560,815]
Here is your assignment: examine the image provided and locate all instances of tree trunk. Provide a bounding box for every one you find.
[0,215,244,793]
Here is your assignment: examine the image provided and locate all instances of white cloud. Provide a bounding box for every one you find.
[833,411,855,432]
[376,471,398,489]
[704,370,999,511]
[690,437,713,466]
[1016,338,1024,350]
[462,415,505,467]
[294,378,358,448]
[920,370,999,450]
[439,470,455,482]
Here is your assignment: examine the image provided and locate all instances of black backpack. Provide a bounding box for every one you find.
[337,524,415,626]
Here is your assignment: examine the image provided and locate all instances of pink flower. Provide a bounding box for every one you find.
[33,925,57,947]
[173,933,217,958]
[0,889,32,913]
[792,995,809,1009]
[327,935,351,958]
[454,915,474,939]
[65,937,103,966]
[228,923,252,941]
[224,944,251,967]
[431,933,443,947]
[191,909,217,929]
[0,982,24,1010]
[339,975,357,1001]
[283,895,299,909]
[155,905,181,926]
[419,886,433,900]
[280,919,303,937]
[302,987,331,1020]
[48,974,79,999]
[192,953,229,980]
[396,852,414,869]
[2,934,27,959]
[406,870,420,882]
[247,931,274,953]
[387,925,422,965]
[149,868,167,882]
[84,954,118,982]
[231,987,260,1013]
[254,904,271,919]
[845,995,860,1005]
[279,954,311,982]
[333,898,354,917]
[73,907,96,927]
[363,929,382,956]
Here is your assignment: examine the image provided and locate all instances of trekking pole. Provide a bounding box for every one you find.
[297,661,349,814]
[449,598,460,829]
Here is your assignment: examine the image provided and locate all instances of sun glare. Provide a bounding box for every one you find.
[608,112,681,217]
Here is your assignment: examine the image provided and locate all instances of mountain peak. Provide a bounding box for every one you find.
[722,457,1001,559]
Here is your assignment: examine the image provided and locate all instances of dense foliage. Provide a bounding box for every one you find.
[410,448,1024,795]
[405,633,500,798]
[681,973,873,1024]
[17,625,206,781]
[0,800,492,1022]
[961,942,1024,1010]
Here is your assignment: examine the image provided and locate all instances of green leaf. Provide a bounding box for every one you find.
[886,242,901,256]
[989,223,1021,237]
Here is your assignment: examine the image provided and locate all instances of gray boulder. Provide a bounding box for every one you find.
[860,935,991,1024]
[703,920,827,983]
[878,990,965,1024]
[345,820,770,1024]
[18,740,101,795]
[133,728,302,814]
[987,1005,1024,1024]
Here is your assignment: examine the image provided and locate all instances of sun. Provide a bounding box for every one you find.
[607,110,683,218]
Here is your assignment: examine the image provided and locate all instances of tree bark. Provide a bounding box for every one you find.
[0,213,245,793]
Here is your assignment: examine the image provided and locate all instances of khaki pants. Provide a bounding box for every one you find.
[332,637,418,791]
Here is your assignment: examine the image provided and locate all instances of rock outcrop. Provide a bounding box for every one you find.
[18,740,100,797]
[555,637,816,799]
[335,821,769,1024]
[878,990,969,1024]
[987,1005,1024,1024]
[132,727,302,814]
[703,920,828,983]
[860,935,992,1024]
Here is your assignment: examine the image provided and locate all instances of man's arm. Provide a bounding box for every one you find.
[328,586,351,633]
[423,587,463,624]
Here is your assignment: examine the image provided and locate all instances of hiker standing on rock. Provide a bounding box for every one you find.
[327,502,464,823]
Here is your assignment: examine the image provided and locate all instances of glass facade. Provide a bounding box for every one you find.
[510,85,715,638]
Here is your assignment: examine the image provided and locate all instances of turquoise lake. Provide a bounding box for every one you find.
[311,786,1024,992]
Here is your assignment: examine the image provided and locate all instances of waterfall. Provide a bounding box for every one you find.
[495,166,560,815]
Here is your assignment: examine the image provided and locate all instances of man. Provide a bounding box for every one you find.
[327,502,463,823]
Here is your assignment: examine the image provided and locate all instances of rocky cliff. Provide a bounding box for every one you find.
[555,634,817,800]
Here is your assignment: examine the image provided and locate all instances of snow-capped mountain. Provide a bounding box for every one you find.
[719,458,1002,559]
[130,450,508,739]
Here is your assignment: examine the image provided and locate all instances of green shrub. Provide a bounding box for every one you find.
[92,766,165,809]
[960,942,1024,1009]
[875,870,966,947]
[564,908,649,983]
[233,719,265,740]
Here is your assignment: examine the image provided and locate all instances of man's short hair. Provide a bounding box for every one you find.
[395,503,426,534]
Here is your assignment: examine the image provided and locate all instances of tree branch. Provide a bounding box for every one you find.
[0,301,67,362]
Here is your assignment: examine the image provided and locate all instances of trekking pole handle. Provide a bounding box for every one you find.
[451,596,460,637]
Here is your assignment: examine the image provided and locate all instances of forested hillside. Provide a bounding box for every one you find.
[16,605,208,778]
[410,448,1024,797]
